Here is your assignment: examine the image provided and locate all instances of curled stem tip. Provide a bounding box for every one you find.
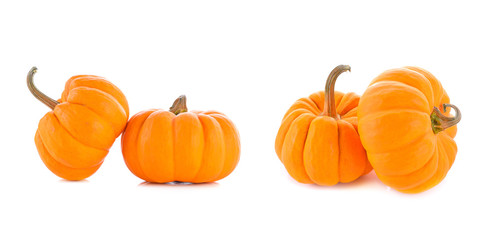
[27,66,60,110]
[431,103,461,134]
[169,95,188,115]
[321,65,351,118]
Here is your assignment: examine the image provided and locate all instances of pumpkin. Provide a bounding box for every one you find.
[357,66,461,193]
[275,65,372,186]
[28,67,129,180]
[121,95,240,183]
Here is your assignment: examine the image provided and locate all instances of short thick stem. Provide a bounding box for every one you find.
[169,95,188,115]
[27,67,60,110]
[321,65,351,118]
[431,103,461,134]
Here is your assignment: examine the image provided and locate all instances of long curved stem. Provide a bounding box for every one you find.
[169,95,188,115]
[27,67,60,110]
[431,103,461,134]
[321,65,351,118]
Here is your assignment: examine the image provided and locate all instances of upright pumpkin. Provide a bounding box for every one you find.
[28,67,129,180]
[275,65,372,186]
[358,67,461,193]
[121,95,240,183]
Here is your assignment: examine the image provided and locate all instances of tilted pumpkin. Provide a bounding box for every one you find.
[275,65,372,186]
[28,67,129,180]
[357,66,461,193]
[121,95,240,183]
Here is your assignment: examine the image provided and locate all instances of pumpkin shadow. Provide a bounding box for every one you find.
[305,171,384,190]
[138,181,220,188]
[58,179,90,183]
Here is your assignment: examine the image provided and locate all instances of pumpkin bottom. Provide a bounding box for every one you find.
[35,132,102,180]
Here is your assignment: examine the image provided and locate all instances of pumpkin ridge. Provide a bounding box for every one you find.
[360,110,431,155]
[67,89,127,136]
[379,143,438,182]
[396,145,443,193]
[305,96,322,113]
[281,113,315,183]
[54,103,115,150]
[299,115,317,183]
[66,78,129,116]
[378,149,439,191]
[276,109,312,159]
[308,91,324,112]
[192,114,226,182]
[37,133,101,171]
[69,85,127,117]
[209,113,241,181]
[51,111,110,152]
[38,115,106,168]
[136,110,162,182]
[369,134,436,176]
[67,102,119,137]
[35,132,101,180]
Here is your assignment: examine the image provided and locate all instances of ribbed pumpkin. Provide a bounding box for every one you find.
[28,67,129,180]
[275,65,372,186]
[121,95,240,183]
[358,66,461,193]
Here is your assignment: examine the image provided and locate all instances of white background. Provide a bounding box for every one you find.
[1,0,492,239]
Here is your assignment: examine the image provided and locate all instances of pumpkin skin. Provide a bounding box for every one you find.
[357,66,460,193]
[28,67,129,180]
[121,95,240,183]
[275,65,372,186]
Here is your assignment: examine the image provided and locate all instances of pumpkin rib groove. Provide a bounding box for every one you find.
[369,136,435,176]
[51,112,109,152]
[398,146,443,193]
[336,121,342,182]
[359,110,431,154]
[65,79,129,116]
[38,114,106,169]
[276,109,312,160]
[67,86,127,134]
[192,114,225,182]
[67,102,120,137]
[368,80,431,109]
[209,113,241,182]
[121,110,157,182]
[35,131,101,180]
[304,96,322,113]
[381,149,439,191]
[301,116,317,184]
[53,104,114,150]
[136,111,160,182]
[308,92,324,112]
[69,86,127,116]
[282,113,315,183]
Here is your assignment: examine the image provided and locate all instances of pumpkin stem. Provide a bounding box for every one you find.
[321,65,351,118]
[430,103,461,134]
[27,67,60,110]
[169,95,188,115]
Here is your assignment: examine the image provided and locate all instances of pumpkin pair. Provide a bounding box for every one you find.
[28,67,240,183]
[275,65,460,193]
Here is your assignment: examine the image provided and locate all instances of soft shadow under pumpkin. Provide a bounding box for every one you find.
[138,181,220,188]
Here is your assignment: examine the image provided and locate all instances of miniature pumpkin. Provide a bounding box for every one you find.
[357,66,461,193]
[28,67,129,180]
[275,65,372,186]
[121,95,240,183]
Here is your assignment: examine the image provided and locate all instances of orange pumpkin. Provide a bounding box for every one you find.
[275,65,372,186]
[357,66,461,193]
[121,95,240,183]
[28,67,129,180]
